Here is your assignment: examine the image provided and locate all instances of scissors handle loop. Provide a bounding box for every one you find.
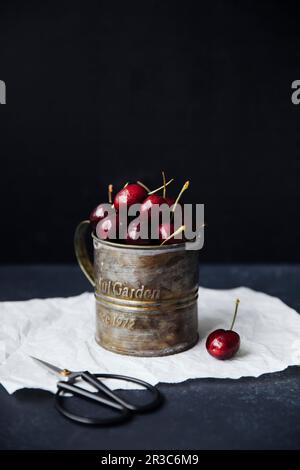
[55,372,162,425]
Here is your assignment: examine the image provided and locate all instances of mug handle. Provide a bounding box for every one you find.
[74,220,95,287]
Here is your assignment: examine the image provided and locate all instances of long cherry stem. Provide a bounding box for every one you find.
[148,178,174,195]
[172,181,190,213]
[108,184,113,204]
[160,225,185,246]
[137,181,151,192]
[230,299,240,330]
[162,171,166,198]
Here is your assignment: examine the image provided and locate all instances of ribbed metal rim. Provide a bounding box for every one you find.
[94,289,199,311]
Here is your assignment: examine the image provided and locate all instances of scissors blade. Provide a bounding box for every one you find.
[29,356,68,377]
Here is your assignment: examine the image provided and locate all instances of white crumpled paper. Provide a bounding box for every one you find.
[0,287,300,394]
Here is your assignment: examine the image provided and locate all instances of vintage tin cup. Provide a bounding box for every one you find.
[75,220,199,357]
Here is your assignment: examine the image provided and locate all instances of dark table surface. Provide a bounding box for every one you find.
[0,264,300,450]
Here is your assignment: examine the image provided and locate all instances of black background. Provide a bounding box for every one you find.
[0,0,299,263]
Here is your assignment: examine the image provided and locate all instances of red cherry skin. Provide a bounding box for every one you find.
[127,220,142,244]
[165,197,175,207]
[206,329,240,360]
[126,219,151,245]
[96,213,119,240]
[140,195,167,215]
[89,204,107,229]
[114,184,147,211]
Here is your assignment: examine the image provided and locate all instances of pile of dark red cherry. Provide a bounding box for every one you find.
[89,177,189,245]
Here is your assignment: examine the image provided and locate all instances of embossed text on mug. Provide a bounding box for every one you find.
[99,312,136,330]
[97,277,160,300]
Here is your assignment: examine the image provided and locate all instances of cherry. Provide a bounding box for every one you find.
[89,204,107,230]
[96,213,119,240]
[139,180,190,244]
[113,183,148,211]
[113,178,174,212]
[165,197,175,207]
[140,194,167,215]
[126,219,150,245]
[92,177,181,244]
[89,184,114,229]
[206,299,241,360]
[139,172,175,217]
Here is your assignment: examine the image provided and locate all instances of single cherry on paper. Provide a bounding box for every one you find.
[206,299,241,360]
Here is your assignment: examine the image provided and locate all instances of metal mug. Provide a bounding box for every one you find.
[75,220,199,357]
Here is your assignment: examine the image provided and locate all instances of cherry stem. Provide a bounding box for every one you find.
[148,178,174,195]
[162,171,166,198]
[108,184,113,204]
[137,181,151,192]
[160,225,185,246]
[172,181,190,213]
[230,299,240,330]
[123,182,129,188]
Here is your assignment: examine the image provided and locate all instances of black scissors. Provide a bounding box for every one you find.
[30,356,162,425]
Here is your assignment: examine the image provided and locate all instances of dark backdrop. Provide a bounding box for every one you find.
[0,0,299,263]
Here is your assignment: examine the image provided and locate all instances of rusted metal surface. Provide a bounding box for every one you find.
[75,220,199,357]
